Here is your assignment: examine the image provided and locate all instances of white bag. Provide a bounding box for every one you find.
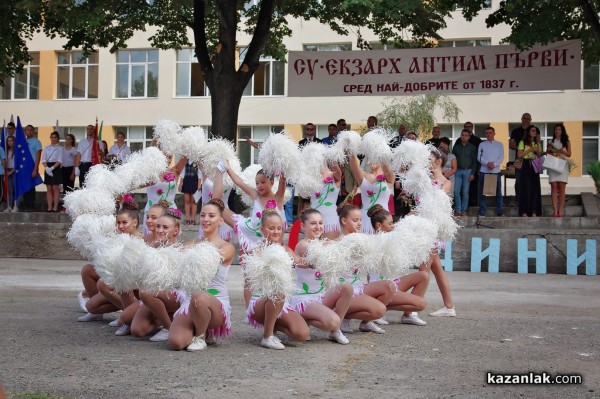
[543,155,567,172]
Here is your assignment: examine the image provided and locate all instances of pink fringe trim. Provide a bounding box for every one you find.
[207,301,232,339]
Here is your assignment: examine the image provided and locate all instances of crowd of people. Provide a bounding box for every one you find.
[72,128,460,352]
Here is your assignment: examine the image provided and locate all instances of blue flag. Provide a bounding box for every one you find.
[14,117,43,200]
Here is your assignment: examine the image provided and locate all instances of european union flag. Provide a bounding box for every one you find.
[14,117,43,200]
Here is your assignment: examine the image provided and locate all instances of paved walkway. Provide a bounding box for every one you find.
[0,258,599,399]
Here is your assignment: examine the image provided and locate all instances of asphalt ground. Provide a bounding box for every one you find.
[0,258,598,399]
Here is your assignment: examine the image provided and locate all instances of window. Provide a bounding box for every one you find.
[175,49,208,97]
[115,126,154,152]
[116,50,158,98]
[57,51,99,99]
[55,127,87,143]
[439,39,491,47]
[583,63,599,90]
[238,47,284,96]
[1,53,40,100]
[583,122,600,173]
[237,125,284,168]
[438,123,490,144]
[368,42,399,50]
[303,43,352,52]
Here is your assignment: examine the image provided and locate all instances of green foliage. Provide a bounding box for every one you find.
[456,0,600,66]
[376,95,461,141]
[585,160,600,193]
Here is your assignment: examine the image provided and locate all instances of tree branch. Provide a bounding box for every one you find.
[193,0,212,74]
[578,0,600,47]
[239,0,276,72]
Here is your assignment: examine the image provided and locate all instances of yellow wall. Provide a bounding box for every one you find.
[285,124,303,141]
[39,51,56,101]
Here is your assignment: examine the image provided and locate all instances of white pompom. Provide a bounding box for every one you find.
[200,137,238,183]
[84,164,126,196]
[415,188,458,242]
[137,245,181,293]
[391,140,432,175]
[305,238,352,288]
[238,164,263,207]
[257,132,301,178]
[178,125,208,163]
[175,242,222,292]
[292,142,327,198]
[113,235,148,292]
[153,119,183,155]
[64,188,116,219]
[113,147,169,192]
[244,244,296,302]
[360,128,394,165]
[67,214,116,259]
[336,131,362,155]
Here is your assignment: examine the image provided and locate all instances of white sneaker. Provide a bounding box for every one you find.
[261,335,285,350]
[401,312,427,326]
[115,325,131,336]
[359,321,385,334]
[11,206,18,213]
[429,307,456,317]
[187,336,208,352]
[108,319,119,327]
[77,312,103,322]
[373,317,389,326]
[149,328,170,342]
[340,319,354,333]
[3,207,11,213]
[77,291,88,313]
[328,330,350,345]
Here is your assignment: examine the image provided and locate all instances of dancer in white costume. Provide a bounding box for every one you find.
[78,200,144,322]
[168,199,236,351]
[309,163,342,239]
[367,204,429,326]
[292,208,353,344]
[245,210,310,350]
[335,203,394,334]
[347,153,395,234]
[131,209,183,342]
[198,174,234,241]
[421,148,456,317]
[213,161,287,306]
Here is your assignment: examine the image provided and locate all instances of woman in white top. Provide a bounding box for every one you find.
[61,133,80,194]
[42,131,64,212]
[107,131,131,164]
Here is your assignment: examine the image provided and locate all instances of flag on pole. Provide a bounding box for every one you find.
[13,117,43,200]
[92,118,101,166]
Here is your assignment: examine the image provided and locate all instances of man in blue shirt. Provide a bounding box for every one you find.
[20,124,42,212]
[477,126,504,216]
[321,123,339,146]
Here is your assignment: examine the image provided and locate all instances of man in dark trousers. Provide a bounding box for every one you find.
[454,121,481,206]
[509,113,532,206]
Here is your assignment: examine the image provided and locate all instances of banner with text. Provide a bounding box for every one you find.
[287,40,581,97]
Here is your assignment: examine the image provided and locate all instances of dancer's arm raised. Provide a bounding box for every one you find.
[347,153,364,185]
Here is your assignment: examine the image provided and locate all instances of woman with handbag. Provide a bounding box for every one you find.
[546,124,571,217]
[517,126,543,217]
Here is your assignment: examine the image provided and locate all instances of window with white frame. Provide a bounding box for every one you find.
[237,125,284,168]
[57,51,99,99]
[438,39,491,47]
[583,122,599,173]
[1,52,40,100]
[583,63,599,90]
[115,126,154,152]
[116,50,158,98]
[55,127,87,144]
[438,123,490,145]
[238,47,285,96]
[175,49,209,97]
[303,43,352,52]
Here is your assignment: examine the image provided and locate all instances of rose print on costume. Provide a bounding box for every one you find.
[312,177,336,209]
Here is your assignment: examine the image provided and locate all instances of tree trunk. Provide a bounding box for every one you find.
[209,76,244,142]
[578,0,600,49]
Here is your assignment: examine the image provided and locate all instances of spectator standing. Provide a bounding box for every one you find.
[179,159,201,225]
[426,126,442,146]
[321,124,338,146]
[61,133,80,201]
[438,137,457,200]
[2,136,16,212]
[77,125,105,187]
[20,124,43,212]
[452,129,477,216]
[0,144,5,210]
[546,123,572,217]
[366,116,377,130]
[42,131,64,212]
[296,123,322,219]
[107,131,131,164]
[477,127,504,217]
[509,113,532,206]
[454,122,482,207]
[517,125,543,217]
[389,124,407,148]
